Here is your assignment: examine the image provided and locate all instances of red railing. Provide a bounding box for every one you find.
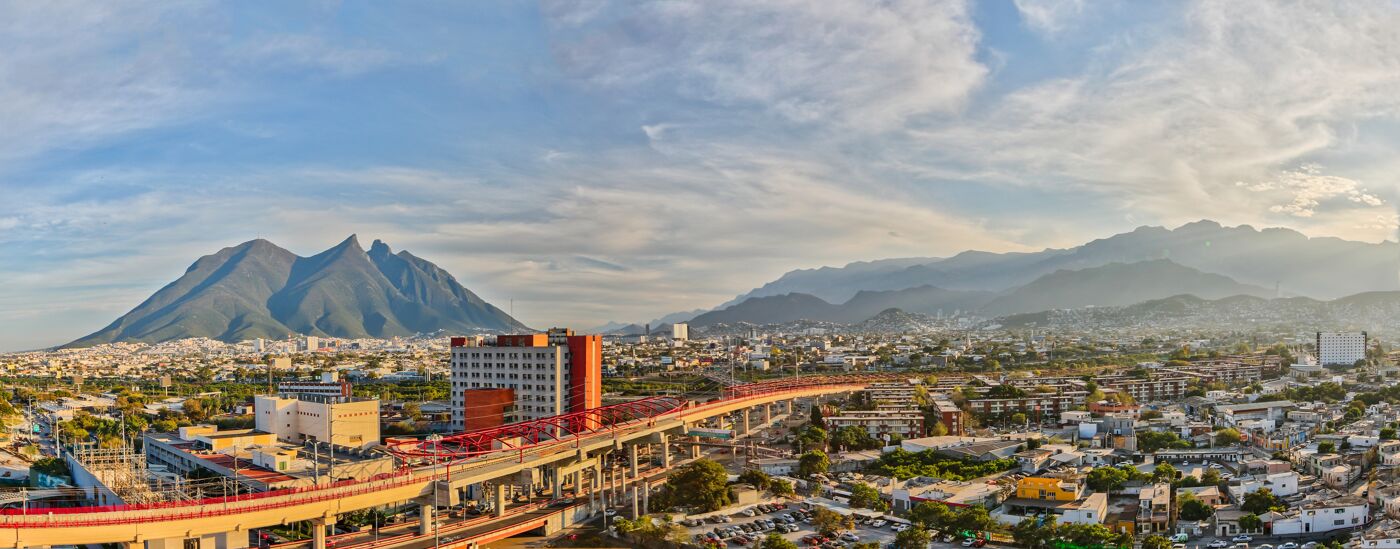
[0,374,896,529]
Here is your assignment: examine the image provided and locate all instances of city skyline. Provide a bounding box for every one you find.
[7,2,1400,350]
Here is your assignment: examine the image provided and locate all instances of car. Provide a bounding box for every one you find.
[1279,543,1298,549]
[892,524,910,533]
[1209,541,1231,548]
[1301,543,1319,549]
[1232,544,1248,549]
[962,538,977,547]
[973,540,986,548]
[604,509,617,517]
[742,508,757,517]
[1233,535,1253,543]
[1256,544,1274,549]
[871,519,887,528]
[1172,534,1190,543]
[840,533,860,542]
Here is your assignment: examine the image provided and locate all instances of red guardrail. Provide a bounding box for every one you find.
[0,374,895,528]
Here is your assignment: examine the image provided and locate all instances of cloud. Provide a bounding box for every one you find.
[546,0,987,131]
[1237,164,1384,218]
[1013,0,1087,34]
[900,0,1400,236]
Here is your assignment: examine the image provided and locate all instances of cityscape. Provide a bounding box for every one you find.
[7,3,1400,549]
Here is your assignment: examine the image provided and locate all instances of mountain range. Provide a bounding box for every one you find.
[66,236,526,347]
[674,221,1400,327]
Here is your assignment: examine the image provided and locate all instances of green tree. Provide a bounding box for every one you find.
[796,425,828,452]
[1382,428,1397,441]
[1178,492,1215,521]
[812,507,853,537]
[770,478,794,496]
[1201,468,1222,486]
[738,469,773,490]
[1215,428,1243,446]
[849,482,887,511]
[1009,412,1028,426]
[1086,466,1129,492]
[1142,535,1173,549]
[910,501,953,533]
[832,425,878,451]
[760,532,800,549]
[1152,463,1178,482]
[1239,513,1262,533]
[894,527,933,549]
[950,505,995,538]
[1138,431,1192,452]
[798,450,830,478]
[810,404,825,428]
[1241,488,1285,515]
[663,459,732,511]
[1013,516,1059,548]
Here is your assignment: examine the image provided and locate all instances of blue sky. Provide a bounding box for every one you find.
[4,1,1400,351]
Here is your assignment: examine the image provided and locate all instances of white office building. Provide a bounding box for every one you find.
[1317,332,1367,366]
[672,323,689,341]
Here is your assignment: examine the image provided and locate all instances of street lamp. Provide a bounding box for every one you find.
[426,433,444,548]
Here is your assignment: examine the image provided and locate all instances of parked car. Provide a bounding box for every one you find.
[1301,543,1320,549]
[1279,543,1299,549]
[1208,540,1230,548]
[840,533,860,542]
[1232,535,1253,543]
[962,538,977,547]
[871,519,887,528]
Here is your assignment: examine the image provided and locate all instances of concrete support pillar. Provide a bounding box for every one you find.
[628,444,639,480]
[762,403,772,424]
[659,433,671,469]
[211,531,248,549]
[312,517,335,549]
[419,503,436,536]
[642,480,650,514]
[552,467,563,498]
[740,408,751,434]
[121,542,142,549]
[690,438,701,459]
[495,483,509,518]
[630,485,640,518]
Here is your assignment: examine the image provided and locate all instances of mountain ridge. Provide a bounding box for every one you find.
[66,236,527,347]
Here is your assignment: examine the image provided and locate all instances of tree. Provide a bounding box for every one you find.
[1178,492,1215,521]
[1383,428,1397,441]
[1152,463,1178,483]
[894,527,933,549]
[798,450,829,478]
[810,404,825,428]
[1013,516,1058,548]
[1138,431,1192,452]
[1087,466,1129,492]
[1142,535,1173,549]
[770,478,794,496]
[928,421,949,437]
[1009,412,1028,426]
[402,402,423,421]
[739,469,773,490]
[832,426,878,451]
[950,505,994,538]
[849,482,887,511]
[910,501,953,533]
[796,425,828,452]
[1215,428,1243,446]
[1239,513,1263,533]
[760,532,800,549]
[1241,488,1285,515]
[812,507,853,537]
[1057,523,1121,548]
[1201,468,1222,486]
[664,459,732,511]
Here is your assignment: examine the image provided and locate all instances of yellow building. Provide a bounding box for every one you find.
[1017,476,1085,501]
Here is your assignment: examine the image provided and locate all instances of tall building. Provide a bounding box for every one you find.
[304,336,320,352]
[1317,332,1367,365]
[672,323,689,341]
[449,327,602,430]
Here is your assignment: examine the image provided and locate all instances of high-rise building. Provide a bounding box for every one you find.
[449,328,602,430]
[304,336,320,352]
[1317,332,1367,365]
[672,323,689,341]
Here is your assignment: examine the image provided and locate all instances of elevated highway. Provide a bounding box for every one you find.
[0,374,911,548]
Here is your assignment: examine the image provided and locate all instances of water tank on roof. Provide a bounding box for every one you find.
[1078,422,1099,439]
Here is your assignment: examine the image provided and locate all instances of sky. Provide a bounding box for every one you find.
[4,1,1400,351]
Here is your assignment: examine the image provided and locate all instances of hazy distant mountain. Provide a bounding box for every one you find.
[724,220,1400,305]
[692,259,1272,326]
[979,259,1273,315]
[66,236,527,347]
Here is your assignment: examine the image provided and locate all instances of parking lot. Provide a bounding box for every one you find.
[675,501,924,548]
